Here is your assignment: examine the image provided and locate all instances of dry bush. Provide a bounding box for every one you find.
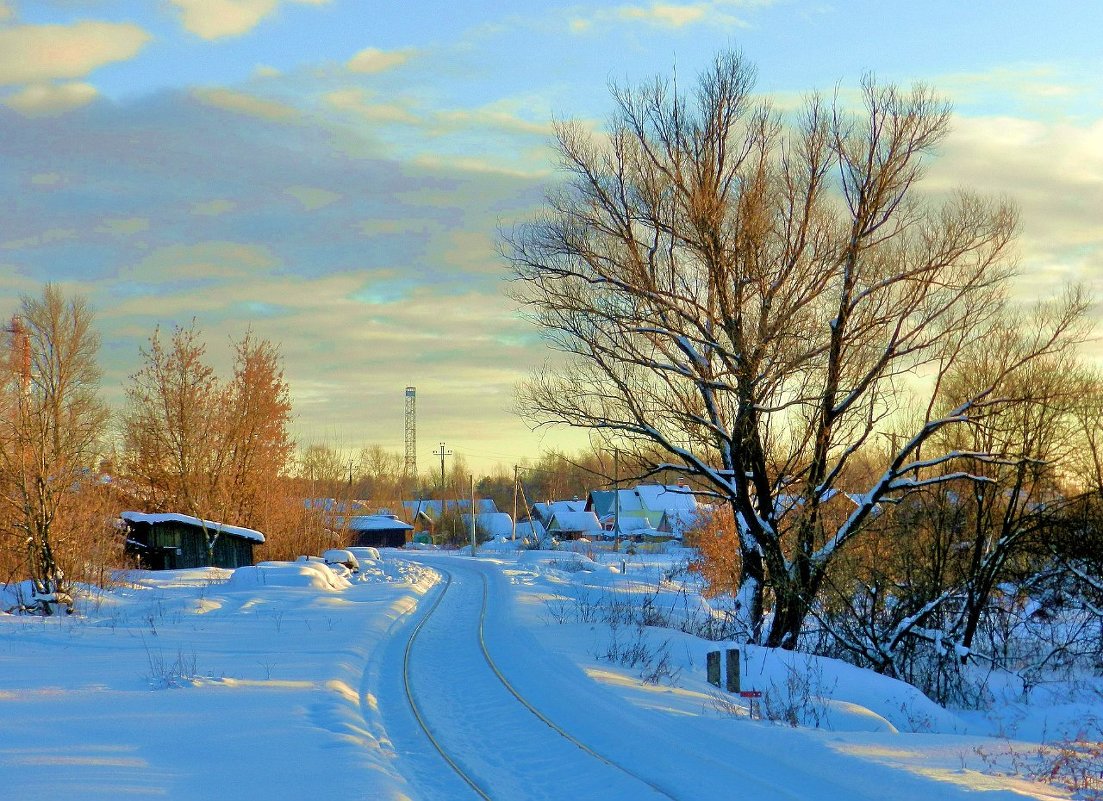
[687,504,741,597]
[54,478,125,589]
[253,491,340,562]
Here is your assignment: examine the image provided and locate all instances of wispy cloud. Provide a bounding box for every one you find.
[324,88,420,125]
[192,198,237,216]
[3,81,97,116]
[930,64,1098,121]
[346,47,416,74]
[570,1,757,32]
[121,241,278,282]
[926,114,1103,300]
[0,21,150,85]
[284,185,340,210]
[322,87,552,172]
[192,87,299,121]
[169,0,331,40]
[95,217,151,237]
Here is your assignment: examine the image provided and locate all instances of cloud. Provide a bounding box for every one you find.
[30,173,63,186]
[346,47,416,75]
[123,241,278,283]
[0,87,612,469]
[3,81,97,116]
[192,87,299,121]
[935,65,1091,112]
[0,2,13,22]
[192,198,237,216]
[95,217,150,237]
[1,227,77,251]
[323,87,552,174]
[0,21,150,85]
[619,3,710,26]
[570,2,753,32]
[924,114,1103,301]
[324,88,420,125]
[169,0,330,40]
[284,185,340,210]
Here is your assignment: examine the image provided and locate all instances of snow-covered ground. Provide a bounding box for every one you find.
[1,546,1098,799]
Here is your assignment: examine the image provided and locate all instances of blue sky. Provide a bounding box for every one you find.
[1,0,1100,473]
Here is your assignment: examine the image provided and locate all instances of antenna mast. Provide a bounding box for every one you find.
[404,386,417,479]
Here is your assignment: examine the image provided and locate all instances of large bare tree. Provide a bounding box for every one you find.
[505,52,1086,647]
[0,285,109,611]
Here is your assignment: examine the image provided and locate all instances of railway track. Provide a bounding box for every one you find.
[401,560,680,801]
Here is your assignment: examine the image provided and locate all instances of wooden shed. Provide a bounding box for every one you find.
[121,511,264,570]
[345,514,413,549]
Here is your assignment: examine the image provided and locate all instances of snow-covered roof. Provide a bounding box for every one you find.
[657,508,699,536]
[402,498,498,520]
[634,484,696,511]
[515,517,547,538]
[547,510,602,534]
[588,485,694,517]
[462,512,515,538]
[343,514,414,532]
[600,515,652,532]
[586,490,643,517]
[304,498,370,513]
[532,499,586,524]
[120,511,265,543]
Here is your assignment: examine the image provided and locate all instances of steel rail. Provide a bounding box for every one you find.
[472,568,682,801]
[401,569,492,800]
[403,561,681,801]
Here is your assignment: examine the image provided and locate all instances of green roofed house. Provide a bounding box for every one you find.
[585,484,697,534]
[121,511,263,570]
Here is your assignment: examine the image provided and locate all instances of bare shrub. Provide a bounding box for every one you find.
[761,659,836,729]
[973,719,1103,800]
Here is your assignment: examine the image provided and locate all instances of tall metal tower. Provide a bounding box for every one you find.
[404,386,417,478]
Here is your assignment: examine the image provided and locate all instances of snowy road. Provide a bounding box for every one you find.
[375,556,677,800]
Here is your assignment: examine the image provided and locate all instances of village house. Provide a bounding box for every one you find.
[585,484,697,536]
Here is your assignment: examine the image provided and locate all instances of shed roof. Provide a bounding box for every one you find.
[343,514,414,532]
[120,511,265,543]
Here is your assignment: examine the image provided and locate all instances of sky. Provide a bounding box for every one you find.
[0,0,1100,475]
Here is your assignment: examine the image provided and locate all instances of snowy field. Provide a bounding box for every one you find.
[2,545,1100,800]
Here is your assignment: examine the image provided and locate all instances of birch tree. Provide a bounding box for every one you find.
[0,285,109,611]
[505,52,1087,648]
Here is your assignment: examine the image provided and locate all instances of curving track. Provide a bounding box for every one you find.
[396,558,680,801]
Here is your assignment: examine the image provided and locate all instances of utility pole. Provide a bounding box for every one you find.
[613,447,621,552]
[470,474,477,556]
[433,442,452,490]
[511,465,520,541]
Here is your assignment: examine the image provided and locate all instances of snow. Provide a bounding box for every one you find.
[547,510,603,534]
[461,511,515,537]
[229,559,352,590]
[120,510,266,543]
[343,514,413,532]
[633,483,696,511]
[1,547,1099,800]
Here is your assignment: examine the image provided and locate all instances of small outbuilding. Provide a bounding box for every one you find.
[344,514,414,549]
[121,511,264,570]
